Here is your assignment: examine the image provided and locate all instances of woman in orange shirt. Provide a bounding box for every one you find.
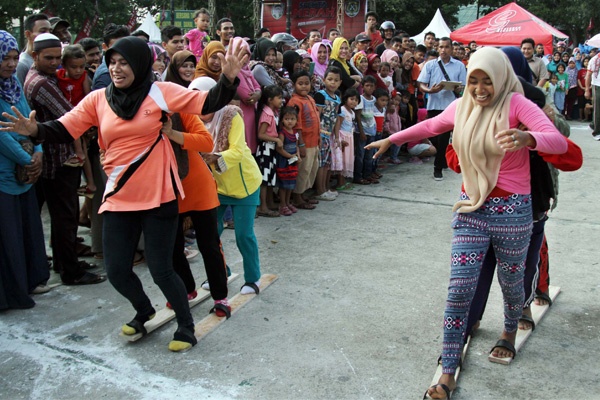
[1,37,246,352]
[164,50,230,317]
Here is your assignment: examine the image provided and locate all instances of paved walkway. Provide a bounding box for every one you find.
[0,121,598,399]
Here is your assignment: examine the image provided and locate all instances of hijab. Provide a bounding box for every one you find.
[252,38,276,62]
[452,46,523,213]
[381,49,398,65]
[104,36,154,120]
[282,50,301,75]
[350,51,367,76]
[148,43,168,63]
[329,38,350,75]
[366,53,387,89]
[0,30,21,105]
[230,37,252,70]
[501,46,532,84]
[165,50,196,88]
[311,43,329,78]
[194,41,225,81]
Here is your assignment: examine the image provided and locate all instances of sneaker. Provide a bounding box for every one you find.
[314,191,336,201]
[593,134,600,141]
[327,190,339,197]
[201,280,210,290]
[409,156,423,164]
[434,170,443,181]
[390,158,404,164]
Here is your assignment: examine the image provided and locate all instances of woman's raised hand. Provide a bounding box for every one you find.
[219,40,250,83]
[0,106,38,137]
[365,137,392,159]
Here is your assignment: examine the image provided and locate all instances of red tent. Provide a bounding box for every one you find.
[450,2,568,54]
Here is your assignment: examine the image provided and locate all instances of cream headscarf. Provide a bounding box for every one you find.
[452,46,523,213]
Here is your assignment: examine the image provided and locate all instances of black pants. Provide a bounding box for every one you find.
[172,208,228,300]
[39,166,84,282]
[427,109,452,171]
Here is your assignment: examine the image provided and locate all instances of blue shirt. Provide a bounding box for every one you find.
[92,57,111,91]
[417,57,466,111]
[0,90,42,195]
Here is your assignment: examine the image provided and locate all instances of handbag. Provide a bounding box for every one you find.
[15,139,34,184]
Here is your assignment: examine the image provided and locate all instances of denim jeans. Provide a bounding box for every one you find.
[353,134,374,181]
[103,200,193,327]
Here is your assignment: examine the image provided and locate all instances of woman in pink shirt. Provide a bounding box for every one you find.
[1,36,247,353]
[367,47,568,399]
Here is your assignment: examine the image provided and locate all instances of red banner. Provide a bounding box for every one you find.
[126,9,138,31]
[262,0,366,41]
[74,13,100,43]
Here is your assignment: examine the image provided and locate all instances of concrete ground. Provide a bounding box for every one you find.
[0,121,598,400]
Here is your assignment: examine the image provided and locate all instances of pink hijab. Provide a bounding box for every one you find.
[311,42,329,78]
[381,49,399,64]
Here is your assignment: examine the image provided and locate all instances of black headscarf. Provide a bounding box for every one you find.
[104,36,154,120]
[252,38,276,62]
[282,50,301,75]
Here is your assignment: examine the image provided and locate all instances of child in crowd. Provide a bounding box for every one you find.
[333,89,360,189]
[314,66,343,200]
[372,88,389,177]
[378,61,394,93]
[554,62,567,113]
[185,9,211,62]
[275,51,285,77]
[383,92,403,164]
[256,85,284,217]
[288,70,321,210]
[56,45,96,197]
[275,106,302,216]
[544,73,558,109]
[354,75,377,184]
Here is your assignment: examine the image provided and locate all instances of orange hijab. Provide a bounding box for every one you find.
[194,41,225,80]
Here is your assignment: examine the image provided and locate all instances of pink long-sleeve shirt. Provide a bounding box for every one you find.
[388,93,568,195]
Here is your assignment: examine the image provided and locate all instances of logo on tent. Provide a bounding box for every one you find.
[486,10,521,33]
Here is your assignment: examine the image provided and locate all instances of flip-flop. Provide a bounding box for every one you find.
[490,339,517,360]
[353,179,371,185]
[423,383,452,399]
[63,272,106,286]
[257,210,280,217]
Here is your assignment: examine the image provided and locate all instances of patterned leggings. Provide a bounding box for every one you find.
[441,193,533,374]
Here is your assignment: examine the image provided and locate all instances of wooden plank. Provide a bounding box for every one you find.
[425,335,471,399]
[120,273,240,342]
[488,285,561,365]
[194,274,278,341]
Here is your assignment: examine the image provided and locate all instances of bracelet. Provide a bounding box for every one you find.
[298,143,306,147]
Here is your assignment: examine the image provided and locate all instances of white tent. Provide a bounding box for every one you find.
[137,13,162,43]
[411,9,452,45]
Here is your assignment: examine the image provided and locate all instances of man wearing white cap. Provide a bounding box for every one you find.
[24,33,105,285]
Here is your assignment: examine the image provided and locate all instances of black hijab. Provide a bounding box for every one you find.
[252,38,276,62]
[105,36,154,120]
[282,50,301,75]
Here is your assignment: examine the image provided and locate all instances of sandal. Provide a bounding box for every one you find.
[535,292,553,306]
[279,206,293,216]
[490,339,517,360]
[75,242,93,257]
[288,204,298,213]
[353,178,371,185]
[132,251,145,266]
[423,383,452,399]
[257,210,280,218]
[305,198,319,205]
[368,177,380,184]
[518,314,536,331]
[63,272,106,285]
[294,202,316,210]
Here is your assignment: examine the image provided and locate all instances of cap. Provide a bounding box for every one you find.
[49,17,70,30]
[355,33,371,43]
[556,41,566,47]
[33,33,62,52]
